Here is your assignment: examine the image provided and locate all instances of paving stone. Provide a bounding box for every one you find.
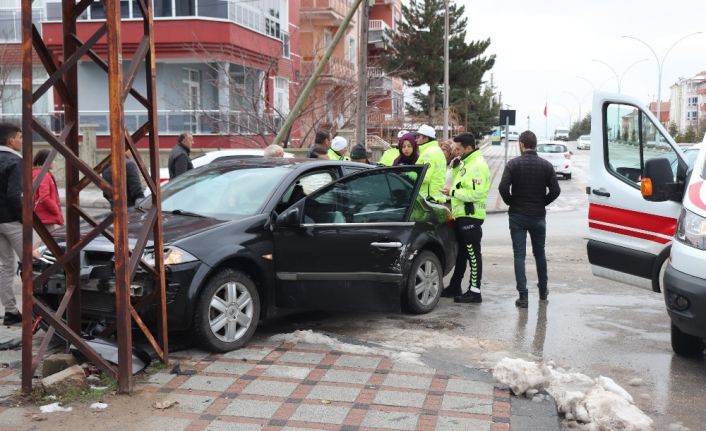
[222,398,281,419]
[321,369,372,385]
[203,361,255,376]
[290,404,350,424]
[170,349,211,362]
[441,394,493,415]
[0,406,29,426]
[0,384,18,398]
[282,427,329,431]
[373,390,427,408]
[223,347,275,361]
[168,393,215,414]
[137,416,191,431]
[180,375,236,392]
[146,372,175,385]
[361,410,420,430]
[334,355,381,369]
[242,379,298,397]
[279,351,326,365]
[205,420,264,431]
[383,373,432,390]
[391,362,436,375]
[445,379,494,396]
[306,384,361,402]
[262,365,311,380]
[436,415,490,431]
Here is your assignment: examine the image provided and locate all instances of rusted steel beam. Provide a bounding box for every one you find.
[105,0,133,393]
[124,130,157,193]
[72,34,151,110]
[122,36,150,102]
[129,306,165,361]
[33,24,107,104]
[77,153,112,191]
[31,213,64,269]
[127,206,156,279]
[31,148,58,193]
[73,0,95,20]
[31,26,71,106]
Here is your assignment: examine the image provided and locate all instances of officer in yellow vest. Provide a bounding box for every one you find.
[328,136,350,160]
[378,130,407,166]
[441,132,490,303]
[415,124,447,203]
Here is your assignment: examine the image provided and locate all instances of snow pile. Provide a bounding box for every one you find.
[493,358,653,431]
[39,402,72,413]
[270,330,423,365]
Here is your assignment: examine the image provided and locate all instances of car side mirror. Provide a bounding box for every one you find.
[275,207,300,228]
[641,157,683,202]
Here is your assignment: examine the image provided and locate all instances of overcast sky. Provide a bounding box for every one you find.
[457,0,706,138]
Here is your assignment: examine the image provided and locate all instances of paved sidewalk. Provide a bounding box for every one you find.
[0,328,560,431]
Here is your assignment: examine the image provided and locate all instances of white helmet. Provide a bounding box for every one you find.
[397,130,409,139]
[416,124,436,139]
[331,136,348,151]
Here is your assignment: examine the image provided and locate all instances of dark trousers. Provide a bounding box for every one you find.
[509,212,548,295]
[448,217,483,293]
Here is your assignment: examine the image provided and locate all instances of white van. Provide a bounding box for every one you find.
[587,92,706,356]
[553,128,569,141]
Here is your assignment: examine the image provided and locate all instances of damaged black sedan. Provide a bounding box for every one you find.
[34,160,457,352]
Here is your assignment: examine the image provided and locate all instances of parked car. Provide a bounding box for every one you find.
[553,128,570,141]
[577,134,591,150]
[507,131,520,141]
[34,160,457,352]
[536,141,572,179]
[159,148,294,184]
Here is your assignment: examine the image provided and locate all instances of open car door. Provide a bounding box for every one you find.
[587,92,689,292]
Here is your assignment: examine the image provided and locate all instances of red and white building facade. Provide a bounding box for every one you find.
[669,70,706,135]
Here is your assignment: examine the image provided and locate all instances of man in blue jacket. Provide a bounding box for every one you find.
[0,123,23,325]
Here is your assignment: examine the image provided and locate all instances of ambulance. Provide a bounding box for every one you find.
[587,92,706,356]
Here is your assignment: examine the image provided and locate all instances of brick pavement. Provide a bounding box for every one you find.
[0,338,514,431]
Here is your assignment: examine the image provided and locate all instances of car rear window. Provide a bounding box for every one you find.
[537,144,567,153]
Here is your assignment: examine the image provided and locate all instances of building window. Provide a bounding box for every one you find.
[347,35,356,64]
[688,96,698,106]
[687,111,697,120]
[324,30,332,50]
[274,77,289,116]
[282,32,290,58]
[183,68,201,132]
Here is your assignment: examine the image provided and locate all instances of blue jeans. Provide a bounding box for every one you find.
[509,213,547,295]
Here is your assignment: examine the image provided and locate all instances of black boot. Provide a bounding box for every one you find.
[441,286,462,298]
[539,289,548,301]
[3,311,22,326]
[515,293,528,308]
[454,291,482,303]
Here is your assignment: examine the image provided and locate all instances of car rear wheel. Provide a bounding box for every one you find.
[193,269,260,352]
[671,323,704,357]
[404,251,442,314]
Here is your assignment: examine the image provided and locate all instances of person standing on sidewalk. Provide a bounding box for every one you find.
[168,132,194,179]
[32,149,64,253]
[0,123,23,325]
[498,130,561,308]
[102,151,145,208]
[415,124,447,203]
[441,132,490,303]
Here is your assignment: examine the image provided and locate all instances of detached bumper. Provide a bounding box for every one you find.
[664,264,706,339]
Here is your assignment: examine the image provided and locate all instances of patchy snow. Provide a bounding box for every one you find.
[39,402,72,413]
[90,402,108,410]
[270,330,424,365]
[668,422,690,431]
[493,357,653,431]
[628,378,644,387]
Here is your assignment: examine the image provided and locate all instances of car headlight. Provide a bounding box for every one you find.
[142,246,198,267]
[675,208,706,250]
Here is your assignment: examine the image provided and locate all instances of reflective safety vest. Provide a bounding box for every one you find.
[449,149,490,220]
[378,147,399,166]
[416,140,447,203]
[327,149,349,161]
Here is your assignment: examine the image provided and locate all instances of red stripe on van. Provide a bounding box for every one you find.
[588,222,672,245]
[588,203,677,237]
[688,180,706,211]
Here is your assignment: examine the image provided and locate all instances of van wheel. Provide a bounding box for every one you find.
[671,323,704,357]
[193,269,260,352]
[404,251,442,314]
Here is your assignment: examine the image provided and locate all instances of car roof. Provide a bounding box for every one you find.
[196,157,372,173]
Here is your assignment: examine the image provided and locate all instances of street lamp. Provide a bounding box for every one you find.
[592,58,649,93]
[442,0,449,140]
[622,32,703,122]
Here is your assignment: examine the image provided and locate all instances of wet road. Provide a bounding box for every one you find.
[268,144,706,430]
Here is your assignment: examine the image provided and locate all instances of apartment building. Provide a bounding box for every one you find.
[0,0,299,148]
[669,71,706,134]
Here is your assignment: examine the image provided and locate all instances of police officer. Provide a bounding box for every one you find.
[415,124,447,203]
[328,136,350,160]
[441,132,490,303]
[378,130,406,166]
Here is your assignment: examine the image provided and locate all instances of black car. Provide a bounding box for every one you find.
[34,160,457,352]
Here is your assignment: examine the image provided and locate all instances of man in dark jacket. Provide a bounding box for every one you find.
[0,123,23,325]
[102,151,145,208]
[498,130,561,308]
[168,132,194,179]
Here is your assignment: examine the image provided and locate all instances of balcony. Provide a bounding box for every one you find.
[368,19,391,46]
[301,0,355,26]
[303,56,356,83]
[0,7,44,42]
[367,67,393,95]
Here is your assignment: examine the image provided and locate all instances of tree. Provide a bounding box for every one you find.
[668,122,679,139]
[568,114,591,140]
[381,0,495,120]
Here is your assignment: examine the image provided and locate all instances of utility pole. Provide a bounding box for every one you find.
[442,0,449,140]
[356,0,371,148]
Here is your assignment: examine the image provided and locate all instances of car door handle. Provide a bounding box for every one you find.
[370,242,402,249]
[592,188,611,197]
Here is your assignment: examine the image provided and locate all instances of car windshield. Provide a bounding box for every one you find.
[141,166,290,219]
[537,144,567,153]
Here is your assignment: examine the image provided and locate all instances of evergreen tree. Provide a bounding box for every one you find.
[382,0,495,121]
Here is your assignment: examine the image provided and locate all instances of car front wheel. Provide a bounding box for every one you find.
[404,251,442,314]
[193,269,260,352]
[671,323,704,357]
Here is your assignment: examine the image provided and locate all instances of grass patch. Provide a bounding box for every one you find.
[144,360,167,374]
[28,373,117,405]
